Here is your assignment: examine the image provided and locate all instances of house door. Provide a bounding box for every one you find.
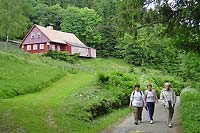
[57,45,60,51]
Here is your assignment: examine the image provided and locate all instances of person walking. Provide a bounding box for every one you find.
[129,84,144,125]
[160,82,176,128]
[144,84,158,124]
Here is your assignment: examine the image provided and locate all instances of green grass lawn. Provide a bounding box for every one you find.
[0,46,132,132]
[1,44,199,133]
[0,71,131,132]
[0,53,187,132]
[0,73,95,132]
[0,51,65,98]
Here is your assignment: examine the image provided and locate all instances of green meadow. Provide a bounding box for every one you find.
[0,44,199,132]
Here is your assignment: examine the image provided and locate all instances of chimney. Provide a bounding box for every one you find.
[47,26,53,30]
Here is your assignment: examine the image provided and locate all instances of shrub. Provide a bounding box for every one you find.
[129,65,136,74]
[97,73,109,84]
[43,50,79,64]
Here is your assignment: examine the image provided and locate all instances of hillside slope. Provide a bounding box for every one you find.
[0,45,196,132]
[0,51,65,98]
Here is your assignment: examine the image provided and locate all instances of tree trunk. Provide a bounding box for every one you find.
[5,32,9,46]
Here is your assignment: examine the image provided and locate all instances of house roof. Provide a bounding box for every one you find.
[21,24,88,48]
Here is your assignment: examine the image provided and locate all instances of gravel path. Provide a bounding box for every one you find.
[102,97,183,133]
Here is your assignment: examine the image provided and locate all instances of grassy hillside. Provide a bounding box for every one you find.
[0,51,66,98]
[0,44,199,132]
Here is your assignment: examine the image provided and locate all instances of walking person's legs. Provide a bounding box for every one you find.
[164,105,170,125]
[147,102,155,124]
[133,106,139,125]
[168,102,174,127]
[150,102,155,120]
[138,107,143,123]
[146,102,151,122]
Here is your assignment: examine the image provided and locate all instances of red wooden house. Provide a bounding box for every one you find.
[20,24,96,58]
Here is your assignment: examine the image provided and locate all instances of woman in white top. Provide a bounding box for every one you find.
[144,84,158,124]
[129,84,144,125]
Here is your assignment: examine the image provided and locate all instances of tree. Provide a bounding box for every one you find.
[140,0,200,51]
[29,4,64,30]
[116,0,146,38]
[36,0,95,8]
[61,6,103,48]
[94,0,118,57]
[0,0,29,42]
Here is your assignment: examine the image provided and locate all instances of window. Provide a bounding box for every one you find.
[31,33,35,39]
[51,45,55,50]
[37,32,41,38]
[33,44,38,50]
[27,45,31,51]
[40,44,44,50]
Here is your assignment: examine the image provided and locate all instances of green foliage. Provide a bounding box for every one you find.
[116,0,146,37]
[29,4,64,30]
[61,6,103,48]
[128,65,136,73]
[97,73,109,84]
[43,50,79,64]
[115,25,177,67]
[93,0,118,57]
[0,0,29,40]
[178,52,200,82]
[36,0,95,8]
[180,93,200,133]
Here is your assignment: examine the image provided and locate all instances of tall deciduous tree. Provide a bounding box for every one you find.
[61,6,103,48]
[0,0,29,42]
[30,4,64,30]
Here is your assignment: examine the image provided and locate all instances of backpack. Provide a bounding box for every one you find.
[132,91,142,99]
[131,91,144,106]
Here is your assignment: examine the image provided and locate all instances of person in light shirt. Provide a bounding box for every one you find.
[144,84,158,124]
[129,84,144,125]
[160,82,176,128]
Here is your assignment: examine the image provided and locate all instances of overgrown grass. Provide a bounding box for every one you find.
[180,92,200,133]
[0,44,193,132]
[0,51,66,98]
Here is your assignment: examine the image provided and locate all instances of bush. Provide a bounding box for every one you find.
[97,73,109,84]
[129,65,136,73]
[43,50,79,64]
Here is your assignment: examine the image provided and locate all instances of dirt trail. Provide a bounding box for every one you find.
[102,97,183,133]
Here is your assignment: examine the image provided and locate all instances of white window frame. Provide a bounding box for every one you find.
[31,33,35,39]
[40,44,44,50]
[27,45,31,51]
[51,45,55,50]
[33,44,38,50]
[37,32,41,38]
